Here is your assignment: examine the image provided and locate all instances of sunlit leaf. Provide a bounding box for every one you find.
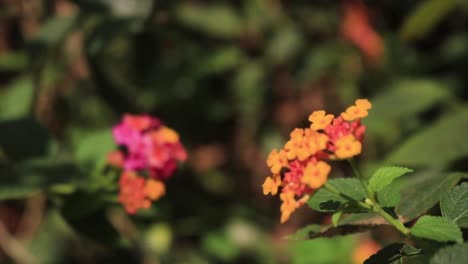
[368,166,413,193]
[377,184,401,208]
[308,178,367,213]
[411,216,462,243]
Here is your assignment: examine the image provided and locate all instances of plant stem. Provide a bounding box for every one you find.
[324,159,411,236]
[347,158,362,180]
[322,183,411,236]
[365,199,411,236]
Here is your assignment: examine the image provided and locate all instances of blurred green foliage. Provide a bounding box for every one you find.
[0,0,467,263]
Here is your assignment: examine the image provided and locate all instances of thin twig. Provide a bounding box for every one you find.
[16,194,46,244]
[0,221,37,264]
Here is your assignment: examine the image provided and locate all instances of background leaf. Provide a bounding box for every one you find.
[396,171,464,221]
[430,243,468,264]
[73,129,115,169]
[0,160,82,200]
[0,76,34,120]
[291,236,355,264]
[175,3,243,38]
[386,108,468,167]
[0,118,51,162]
[440,182,468,228]
[366,79,452,147]
[400,0,459,41]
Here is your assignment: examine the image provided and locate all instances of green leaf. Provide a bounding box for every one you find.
[440,182,468,228]
[266,25,304,63]
[400,0,459,41]
[0,52,27,71]
[0,118,51,161]
[366,79,452,146]
[29,211,74,263]
[332,211,342,227]
[175,4,243,38]
[291,236,355,264]
[364,243,421,264]
[411,216,462,243]
[194,47,245,77]
[61,208,118,244]
[231,61,265,125]
[430,243,468,264]
[386,108,468,167]
[0,76,34,120]
[298,42,345,83]
[377,184,401,208]
[308,178,367,213]
[104,0,153,18]
[74,129,114,169]
[369,80,451,120]
[396,171,464,221]
[35,14,78,46]
[287,224,323,240]
[202,230,239,261]
[368,166,413,193]
[0,160,82,200]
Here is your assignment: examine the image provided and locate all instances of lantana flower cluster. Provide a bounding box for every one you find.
[262,99,372,223]
[108,114,187,214]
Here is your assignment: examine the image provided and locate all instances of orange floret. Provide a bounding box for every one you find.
[263,176,280,195]
[144,179,166,200]
[309,110,334,130]
[301,161,331,189]
[334,135,362,159]
[280,191,298,223]
[267,149,288,174]
[341,99,372,121]
[285,129,328,161]
[150,126,180,143]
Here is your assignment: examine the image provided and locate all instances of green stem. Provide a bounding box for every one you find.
[323,183,411,236]
[347,158,362,180]
[365,199,411,236]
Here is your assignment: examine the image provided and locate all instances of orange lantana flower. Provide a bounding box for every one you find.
[309,110,334,130]
[267,149,288,174]
[341,99,372,121]
[301,161,331,189]
[334,134,362,159]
